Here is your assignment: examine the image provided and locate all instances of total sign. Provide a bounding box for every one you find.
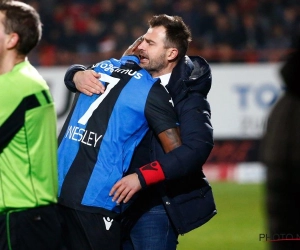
[208,63,284,139]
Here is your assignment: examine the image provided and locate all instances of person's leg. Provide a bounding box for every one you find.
[60,205,121,250]
[0,213,9,250]
[124,204,178,250]
[6,205,63,250]
[122,238,135,250]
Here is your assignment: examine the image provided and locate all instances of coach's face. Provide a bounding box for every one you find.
[137,26,178,77]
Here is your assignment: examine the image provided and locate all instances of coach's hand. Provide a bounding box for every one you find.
[109,173,142,204]
[123,36,143,56]
[73,70,105,96]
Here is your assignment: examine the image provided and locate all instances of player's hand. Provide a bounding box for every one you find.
[109,173,142,204]
[123,36,143,56]
[73,70,105,96]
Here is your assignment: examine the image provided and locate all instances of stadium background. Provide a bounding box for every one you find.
[24,0,299,249]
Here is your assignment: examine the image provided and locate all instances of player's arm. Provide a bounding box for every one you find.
[157,127,181,153]
[109,127,181,205]
[110,82,182,204]
[109,96,213,205]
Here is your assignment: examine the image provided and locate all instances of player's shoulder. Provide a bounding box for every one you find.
[92,58,120,74]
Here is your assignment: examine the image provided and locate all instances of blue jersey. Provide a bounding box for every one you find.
[58,55,177,215]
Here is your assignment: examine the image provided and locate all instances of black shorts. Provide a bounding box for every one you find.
[0,204,63,250]
[59,205,121,250]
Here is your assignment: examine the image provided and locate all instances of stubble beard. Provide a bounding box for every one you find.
[141,52,167,77]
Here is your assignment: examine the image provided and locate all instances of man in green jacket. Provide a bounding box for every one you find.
[0,1,62,249]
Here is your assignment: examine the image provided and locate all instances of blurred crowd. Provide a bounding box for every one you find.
[25,0,300,65]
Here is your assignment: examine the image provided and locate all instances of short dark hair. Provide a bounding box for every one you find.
[148,14,192,61]
[0,1,42,55]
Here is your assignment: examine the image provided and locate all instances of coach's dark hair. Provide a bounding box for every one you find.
[149,14,192,61]
[0,1,42,55]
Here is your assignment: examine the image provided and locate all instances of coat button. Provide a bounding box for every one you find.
[166,201,170,205]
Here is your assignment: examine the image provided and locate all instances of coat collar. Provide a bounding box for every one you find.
[167,55,212,104]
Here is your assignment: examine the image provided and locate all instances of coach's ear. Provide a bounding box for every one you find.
[6,33,19,50]
[166,48,178,61]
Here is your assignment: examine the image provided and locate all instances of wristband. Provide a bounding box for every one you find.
[136,161,165,186]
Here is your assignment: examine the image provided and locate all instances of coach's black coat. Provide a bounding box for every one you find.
[128,55,217,234]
